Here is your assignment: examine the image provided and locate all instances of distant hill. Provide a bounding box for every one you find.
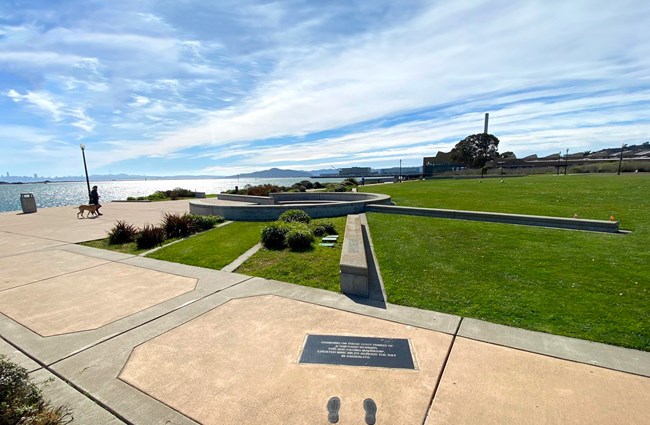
[233,168,312,178]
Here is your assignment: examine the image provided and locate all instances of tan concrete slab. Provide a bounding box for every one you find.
[0,249,110,291]
[426,337,650,425]
[0,230,66,257]
[119,295,453,425]
[0,262,197,336]
[0,200,190,243]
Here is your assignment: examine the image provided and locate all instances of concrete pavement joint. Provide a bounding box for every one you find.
[48,275,257,369]
[1,332,130,424]
[421,317,463,425]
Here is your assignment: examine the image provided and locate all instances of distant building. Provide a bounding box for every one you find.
[378,166,421,175]
[340,167,372,176]
[422,152,464,175]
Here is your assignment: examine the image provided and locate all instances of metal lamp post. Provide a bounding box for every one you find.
[399,159,402,183]
[564,148,569,175]
[80,144,91,203]
[617,144,627,175]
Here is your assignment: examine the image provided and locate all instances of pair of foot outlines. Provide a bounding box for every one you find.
[327,396,376,424]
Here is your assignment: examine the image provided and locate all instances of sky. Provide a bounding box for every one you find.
[1,0,649,178]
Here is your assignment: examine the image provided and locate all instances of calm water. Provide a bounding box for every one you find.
[0,178,340,213]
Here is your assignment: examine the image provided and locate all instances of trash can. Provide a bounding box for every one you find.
[20,193,37,213]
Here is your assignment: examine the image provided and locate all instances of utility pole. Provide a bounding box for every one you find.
[618,144,627,175]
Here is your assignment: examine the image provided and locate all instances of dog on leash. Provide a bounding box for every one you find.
[75,204,99,218]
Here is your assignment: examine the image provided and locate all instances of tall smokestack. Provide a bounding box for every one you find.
[484,113,489,134]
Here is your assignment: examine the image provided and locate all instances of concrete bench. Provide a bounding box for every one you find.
[339,214,369,297]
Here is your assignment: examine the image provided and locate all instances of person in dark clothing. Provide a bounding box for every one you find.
[90,185,102,216]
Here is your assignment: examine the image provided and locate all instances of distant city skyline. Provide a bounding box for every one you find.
[2,1,649,177]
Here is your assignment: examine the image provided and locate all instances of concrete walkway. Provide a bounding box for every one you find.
[0,201,648,424]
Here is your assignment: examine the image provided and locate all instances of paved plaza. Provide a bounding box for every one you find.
[1,201,648,424]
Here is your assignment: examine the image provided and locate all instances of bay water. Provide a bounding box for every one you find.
[0,177,341,213]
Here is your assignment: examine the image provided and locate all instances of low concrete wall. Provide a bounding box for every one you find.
[366,205,621,233]
[190,192,392,221]
[340,215,369,297]
[216,194,274,205]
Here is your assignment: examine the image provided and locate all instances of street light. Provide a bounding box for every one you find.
[617,144,627,175]
[80,144,91,203]
[564,148,569,175]
[399,159,402,183]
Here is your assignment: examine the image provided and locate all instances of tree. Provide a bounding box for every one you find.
[450,133,500,168]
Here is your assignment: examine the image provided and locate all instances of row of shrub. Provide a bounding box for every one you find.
[0,355,72,424]
[223,178,362,196]
[127,187,198,201]
[572,161,650,174]
[261,210,337,251]
[107,213,224,249]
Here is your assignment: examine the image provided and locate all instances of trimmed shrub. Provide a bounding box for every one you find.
[107,220,139,245]
[146,191,167,201]
[286,223,314,251]
[312,225,327,237]
[320,221,337,235]
[0,355,72,424]
[261,222,291,249]
[189,214,224,231]
[246,184,286,196]
[279,209,311,224]
[325,184,348,192]
[162,212,195,238]
[136,224,167,249]
[313,182,325,189]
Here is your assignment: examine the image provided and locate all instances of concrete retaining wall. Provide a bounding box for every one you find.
[340,215,369,297]
[366,204,621,233]
[189,192,392,221]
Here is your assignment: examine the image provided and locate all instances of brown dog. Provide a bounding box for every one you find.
[75,204,98,218]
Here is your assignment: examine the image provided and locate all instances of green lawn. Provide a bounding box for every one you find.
[146,221,266,270]
[363,174,649,350]
[236,217,347,292]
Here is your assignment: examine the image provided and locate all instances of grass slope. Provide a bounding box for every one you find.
[364,174,649,350]
[236,217,347,292]
[146,221,265,270]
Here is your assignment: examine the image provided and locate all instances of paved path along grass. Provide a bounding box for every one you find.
[1,197,648,424]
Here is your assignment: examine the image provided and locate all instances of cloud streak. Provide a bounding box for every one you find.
[0,0,648,177]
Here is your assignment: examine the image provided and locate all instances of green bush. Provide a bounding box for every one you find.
[146,191,167,201]
[245,184,286,196]
[107,220,139,245]
[189,214,224,231]
[0,355,72,424]
[278,209,311,224]
[136,224,167,249]
[286,223,314,251]
[312,225,327,237]
[320,221,337,235]
[261,222,291,249]
[325,184,348,192]
[313,182,325,189]
[162,212,195,238]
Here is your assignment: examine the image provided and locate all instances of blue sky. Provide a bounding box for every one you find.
[1,0,649,177]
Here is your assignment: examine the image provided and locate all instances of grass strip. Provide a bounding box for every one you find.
[236,217,347,292]
[145,221,266,270]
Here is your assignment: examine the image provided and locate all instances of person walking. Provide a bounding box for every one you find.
[90,185,102,216]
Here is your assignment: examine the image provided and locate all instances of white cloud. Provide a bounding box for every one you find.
[1,1,649,176]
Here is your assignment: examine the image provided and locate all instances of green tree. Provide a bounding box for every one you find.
[450,133,500,168]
